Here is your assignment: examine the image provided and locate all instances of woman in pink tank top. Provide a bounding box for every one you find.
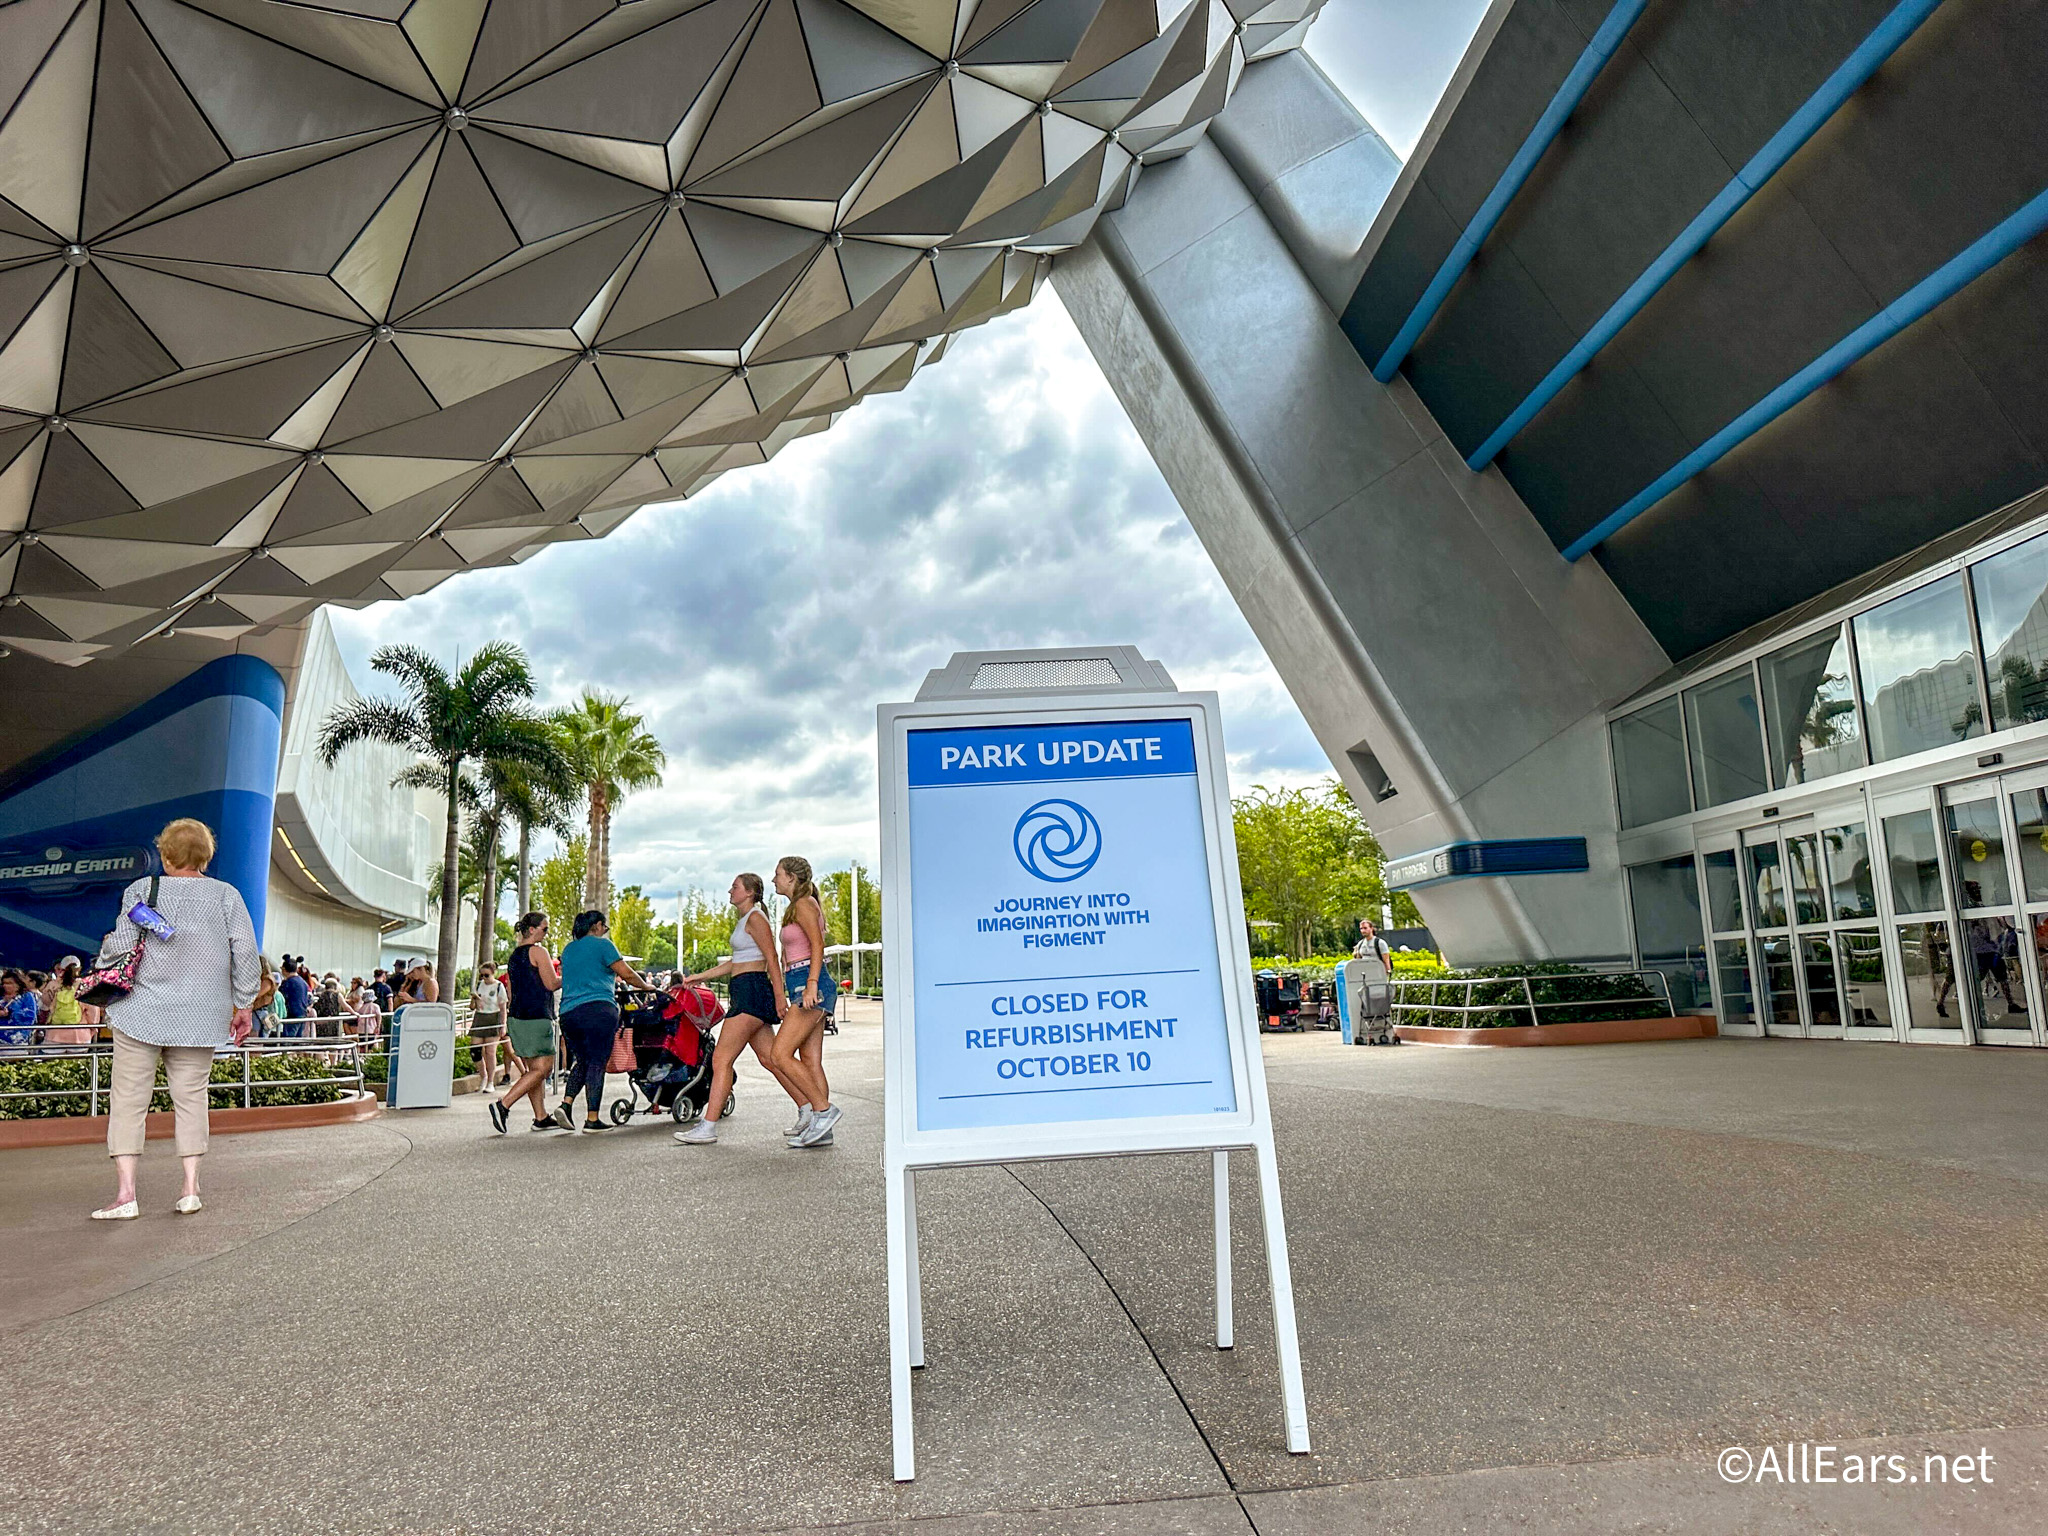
[769,856,839,1148]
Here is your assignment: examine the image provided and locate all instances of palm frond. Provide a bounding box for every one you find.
[390,761,451,795]
[317,697,425,767]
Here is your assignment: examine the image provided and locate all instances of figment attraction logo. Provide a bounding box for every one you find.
[1013,800,1103,883]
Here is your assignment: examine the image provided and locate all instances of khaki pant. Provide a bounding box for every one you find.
[107,1030,214,1158]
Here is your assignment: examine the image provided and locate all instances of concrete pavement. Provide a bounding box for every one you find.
[4,1009,2045,1534]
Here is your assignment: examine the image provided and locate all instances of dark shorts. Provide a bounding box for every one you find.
[728,971,776,1023]
[470,1011,504,1039]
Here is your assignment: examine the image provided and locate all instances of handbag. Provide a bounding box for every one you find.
[78,875,159,1008]
[605,1024,635,1074]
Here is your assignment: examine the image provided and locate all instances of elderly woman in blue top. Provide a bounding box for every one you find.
[91,818,261,1221]
[545,909,653,1133]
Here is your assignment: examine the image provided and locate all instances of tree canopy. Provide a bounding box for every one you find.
[1231,777,1419,958]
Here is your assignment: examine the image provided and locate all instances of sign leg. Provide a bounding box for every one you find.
[1212,1149,1233,1349]
[887,1162,916,1481]
[1254,1138,1311,1453]
[907,1167,925,1369]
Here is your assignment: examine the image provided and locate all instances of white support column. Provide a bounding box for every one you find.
[887,1160,916,1481]
[1255,1136,1311,1452]
[907,1166,925,1368]
[1212,1149,1233,1349]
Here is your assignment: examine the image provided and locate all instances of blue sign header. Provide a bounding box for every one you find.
[908,719,1196,788]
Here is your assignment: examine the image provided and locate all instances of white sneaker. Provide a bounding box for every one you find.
[796,1105,841,1146]
[784,1105,814,1138]
[674,1119,719,1145]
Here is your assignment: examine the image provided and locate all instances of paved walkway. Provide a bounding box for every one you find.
[4,1010,2046,1534]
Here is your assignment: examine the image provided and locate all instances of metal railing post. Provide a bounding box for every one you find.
[1523,976,1538,1028]
[242,1046,252,1108]
[89,1049,101,1117]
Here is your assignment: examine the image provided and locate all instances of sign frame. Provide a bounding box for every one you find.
[878,681,1309,1481]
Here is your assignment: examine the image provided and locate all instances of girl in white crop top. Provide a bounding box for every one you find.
[675,873,805,1145]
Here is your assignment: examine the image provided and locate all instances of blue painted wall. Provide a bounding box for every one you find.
[0,656,285,968]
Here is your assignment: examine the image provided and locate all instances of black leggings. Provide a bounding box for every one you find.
[560,1001,620,1113]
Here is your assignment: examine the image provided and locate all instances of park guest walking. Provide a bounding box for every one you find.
[91,818,260,1221]
[767,856,840,1148]
[674,874,801,1146]
[547,911,653,1133]
[471,965,508,1087]
[489,913,561,1134]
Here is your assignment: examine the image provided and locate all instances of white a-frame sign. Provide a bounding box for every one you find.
[877,646,1309,1481]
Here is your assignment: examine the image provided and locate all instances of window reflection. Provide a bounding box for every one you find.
[1786,832,1824,925]
[1703,848,1743,934]
[1854,574,1984,763]
[1713,938,1755,1030]
[1747,838,1786,927]
[1802,933,1842,1027]
[1685,670,1768,808]
[1758,933,1800,1031]
[1943,799,2011,909]
[1971,533,2048,732]
[1821,821,1878,919]
[1838,929,1894,1032]
[1611,697,1690,828]
[1884,809,1944,914]
[1627,857,1708,1012]
[2012,789,2048,904]
[1895,920,1959,1029]
[1960,916,2028,1029]
[1761,625,1863,787]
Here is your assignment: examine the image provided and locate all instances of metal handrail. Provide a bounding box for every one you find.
[1389,969,1674,1027]
[0,1037,366,1114]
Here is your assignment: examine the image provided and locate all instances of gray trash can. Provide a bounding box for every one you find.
[386,1002,456,1108]
[1338,957,1395,1045]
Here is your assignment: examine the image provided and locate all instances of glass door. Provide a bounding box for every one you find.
[2005,768,2048,1047]
[1741,823,1807,1036]
[1784,819,1844,1036]
[1815,812,1897,1040]
[1875,789,1965,1042]
[1698,834,1758,1035]
[1940,781,2037,1045]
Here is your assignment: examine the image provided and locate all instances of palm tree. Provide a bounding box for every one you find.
[318,643,561,987]
[553,691,667,910]
[494,759,578,919]
[468,757,571,980]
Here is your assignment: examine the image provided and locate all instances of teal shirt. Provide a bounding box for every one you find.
[559,935,623,1012]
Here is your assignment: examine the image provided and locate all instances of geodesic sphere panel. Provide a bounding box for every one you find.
[0,0,1322,663]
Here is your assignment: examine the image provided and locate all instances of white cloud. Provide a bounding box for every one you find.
[328,293,1331,897]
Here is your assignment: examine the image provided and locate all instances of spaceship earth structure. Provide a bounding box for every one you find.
[0,0,1322,663]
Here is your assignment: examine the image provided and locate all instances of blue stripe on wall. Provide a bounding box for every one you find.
[0,657,284,969]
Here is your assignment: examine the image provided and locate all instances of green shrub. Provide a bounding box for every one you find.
[0,1051,356,1119]
[360,1044,473,1083]
[1393,962,1663,1029]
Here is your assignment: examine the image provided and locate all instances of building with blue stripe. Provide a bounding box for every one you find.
[1058,0,2048,1047]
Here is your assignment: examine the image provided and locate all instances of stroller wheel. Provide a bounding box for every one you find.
[723,1091,736,1118]
[671,1098,698,1124]
[608,1099,632,1125]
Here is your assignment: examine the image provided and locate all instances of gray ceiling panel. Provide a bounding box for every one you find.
[0,0,1314,654]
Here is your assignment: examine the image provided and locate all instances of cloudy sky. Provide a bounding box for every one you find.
[328,2,1488,902]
